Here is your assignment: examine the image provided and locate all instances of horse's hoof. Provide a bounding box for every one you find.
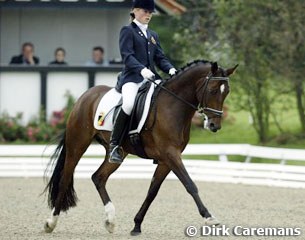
[130,229,141,236]
[44,221,55,233]
[44,211,58,233]
[105,220,115,233]
[204,216,220,226]
[130,225,141,236]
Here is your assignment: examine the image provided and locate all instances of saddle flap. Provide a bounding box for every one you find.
[130,81,152,130]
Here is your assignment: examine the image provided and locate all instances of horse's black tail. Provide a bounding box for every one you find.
[43,131,77,212]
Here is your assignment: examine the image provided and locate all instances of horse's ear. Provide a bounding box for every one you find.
[211,62,218,74]
[226,64,239,76]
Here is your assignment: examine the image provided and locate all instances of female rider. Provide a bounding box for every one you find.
[109,0,177,164]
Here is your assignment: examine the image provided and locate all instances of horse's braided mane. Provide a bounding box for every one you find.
[165,59,212,82]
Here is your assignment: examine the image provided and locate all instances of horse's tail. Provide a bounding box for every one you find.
[43,130,77,212]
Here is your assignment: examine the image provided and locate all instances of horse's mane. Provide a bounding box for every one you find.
[166,59,212,82]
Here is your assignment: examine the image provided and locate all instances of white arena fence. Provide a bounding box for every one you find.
[0,144,305,189]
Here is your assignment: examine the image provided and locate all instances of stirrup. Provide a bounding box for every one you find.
[109,145,124,164]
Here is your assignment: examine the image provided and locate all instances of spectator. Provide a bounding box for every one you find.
[49,47,68,65]
[85,46,108,66]
[10,42,39,65]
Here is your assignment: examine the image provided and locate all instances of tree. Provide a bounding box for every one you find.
[214,1,282,142]
[154,0,305,142]
[267,1,305,133]
[170,1,220,64]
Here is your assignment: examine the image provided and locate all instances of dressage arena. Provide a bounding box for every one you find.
[1,177,305,240]
[0,144,305,239]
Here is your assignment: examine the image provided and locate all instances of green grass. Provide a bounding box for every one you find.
[186,104,305,165]
[189,107,305,149]
[189,111,258,144]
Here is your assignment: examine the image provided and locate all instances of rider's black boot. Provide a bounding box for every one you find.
[108,109,130,164]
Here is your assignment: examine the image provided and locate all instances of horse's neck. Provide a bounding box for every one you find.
[165,65,208,108]
[159,65,208,126]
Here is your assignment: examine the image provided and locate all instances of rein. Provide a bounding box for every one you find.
[147,73,229,118]
[147,77,198,111]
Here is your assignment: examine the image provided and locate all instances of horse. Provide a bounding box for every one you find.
[43,60,238,235]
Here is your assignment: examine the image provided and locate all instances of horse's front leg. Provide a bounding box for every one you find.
[131,163,171,236]
[166,149,220,226]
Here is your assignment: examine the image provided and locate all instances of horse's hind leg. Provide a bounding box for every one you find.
[44,131,94,233]
[131,163,171,236]
[166,150,220,226]
[91,152,124,233]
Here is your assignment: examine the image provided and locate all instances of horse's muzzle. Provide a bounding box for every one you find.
[207,121,221,132]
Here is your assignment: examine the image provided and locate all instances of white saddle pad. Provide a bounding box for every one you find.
[93,80,160,133]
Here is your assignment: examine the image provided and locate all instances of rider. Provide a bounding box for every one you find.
[109,0,177,164]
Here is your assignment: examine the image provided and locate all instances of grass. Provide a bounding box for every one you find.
[189,110,258,144]
[187,103,305,165]
[189,105,305,149]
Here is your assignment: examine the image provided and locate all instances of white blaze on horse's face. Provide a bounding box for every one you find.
[220,84,225,94]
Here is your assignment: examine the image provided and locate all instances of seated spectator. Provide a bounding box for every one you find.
[49,47,68,65]
[10,42,39,65]
[85,46,108,66]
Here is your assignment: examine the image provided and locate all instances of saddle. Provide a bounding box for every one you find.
[113,81,161,160]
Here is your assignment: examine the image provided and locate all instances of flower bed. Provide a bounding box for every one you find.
[0,93,74,143]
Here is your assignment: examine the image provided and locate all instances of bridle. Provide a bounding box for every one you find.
[197,72,229,118]
[148,71,229,118]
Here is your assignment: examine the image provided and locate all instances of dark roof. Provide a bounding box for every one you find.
[0,0,133,8]
[0,0,186,14]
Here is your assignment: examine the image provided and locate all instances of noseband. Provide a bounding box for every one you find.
[197,73,229,118]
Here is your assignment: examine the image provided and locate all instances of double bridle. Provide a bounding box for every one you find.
[149,72,229,118]
[197,72,229,118]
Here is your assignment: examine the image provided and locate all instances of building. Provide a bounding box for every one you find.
[0,0,185,123]
[0,0,185,65]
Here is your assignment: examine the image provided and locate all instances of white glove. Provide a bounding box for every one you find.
[169,68,177,76]
[141,67,155,80]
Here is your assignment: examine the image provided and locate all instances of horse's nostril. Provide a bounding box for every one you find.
[209,122,219,132]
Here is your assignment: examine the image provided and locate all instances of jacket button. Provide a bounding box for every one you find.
[148,51,150,54]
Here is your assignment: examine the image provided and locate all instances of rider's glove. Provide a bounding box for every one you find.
[169,68,177,76]
[141,68,155,81]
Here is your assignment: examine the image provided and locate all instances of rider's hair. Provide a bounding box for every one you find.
[130,9,135,22]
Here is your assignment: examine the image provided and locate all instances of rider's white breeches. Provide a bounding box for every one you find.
[121,81,143,115]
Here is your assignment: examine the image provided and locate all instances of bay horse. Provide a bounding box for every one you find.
[43,60,238,235]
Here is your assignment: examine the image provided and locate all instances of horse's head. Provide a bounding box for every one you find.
[197,62,238,132]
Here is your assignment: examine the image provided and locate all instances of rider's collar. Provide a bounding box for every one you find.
[133,19,148,31]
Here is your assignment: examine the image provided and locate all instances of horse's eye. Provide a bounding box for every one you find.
[209,89,218,95]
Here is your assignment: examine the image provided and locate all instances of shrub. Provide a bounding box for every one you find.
[0,92,75,143]
[0,113,26,142]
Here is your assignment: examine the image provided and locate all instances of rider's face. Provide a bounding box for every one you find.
[134,8,153,24]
